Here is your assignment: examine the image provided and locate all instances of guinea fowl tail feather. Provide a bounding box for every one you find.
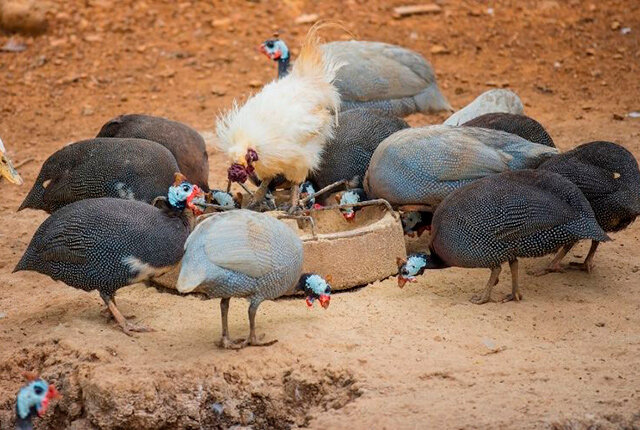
[567,219,610,243]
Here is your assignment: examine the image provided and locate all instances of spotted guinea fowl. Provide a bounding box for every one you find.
[537,141,640,273]
[14,174,204,335]
[0,136,23,185]
[176,209,332,349]
[97,114,210,191]
[14,374,60,430]
[260,36,452,117]
[18,138,179,213]
[364,125,558,209]
[396,169,609,304]
[462,112,555,147]
[444,89,524,126]
[309,108,409,190]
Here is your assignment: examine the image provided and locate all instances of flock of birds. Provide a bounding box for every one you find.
[2,23,640,428]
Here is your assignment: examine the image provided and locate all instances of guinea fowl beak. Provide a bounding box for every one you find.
[0,152,24,185]
[38,385,61,417]
[186,185,205,215]
[343,212,356,222]
[398,276,407,288]
[318,294,330,309]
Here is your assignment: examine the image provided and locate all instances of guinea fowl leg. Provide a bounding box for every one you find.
[533,243,574,276]
[100,297,135,320]
[470,266,502,305]
[219,298,245,349]
[102,294,154,336]
[287,184,301,214]
[502,260,523,303]
[229,301,278,349]
[569,240,599,273]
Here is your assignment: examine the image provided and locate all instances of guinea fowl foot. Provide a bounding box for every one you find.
[502,292,523,303]
[121,322,155,336]
[470,294,492,305]
[531,264,565,277]
[568,261,594,273]
[220,334,278,349]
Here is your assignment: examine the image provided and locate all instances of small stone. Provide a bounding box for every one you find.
[159,69,176,78]
[595,322,605,327]
[211,403,224,415]
[84,34,102,43]
[248,80,262,88]
[393,4,442,18]
[294,13,319,24]
[81,106,94,116]
[49,37,68,47]
[628,111,640,118]
[611,21,621,31]
[211,86,226,96]
[430,45,449,55]
[210,18,231,27]
[612,53,623,60]
[612,113,624,121]
[621,27,631,35]
[0,38,26,53]
[585,48,595,56]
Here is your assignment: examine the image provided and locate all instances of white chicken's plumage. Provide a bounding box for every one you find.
[216,26,343,184]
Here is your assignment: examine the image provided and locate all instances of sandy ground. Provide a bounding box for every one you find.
[1,0,640,428]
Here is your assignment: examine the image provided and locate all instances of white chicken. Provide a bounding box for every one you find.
[216,24,342,211]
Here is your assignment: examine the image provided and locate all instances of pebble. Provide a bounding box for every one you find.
[430,45,449,55]
[294,14,319,24]
[248,80,262,88]
[611,21,621,31]
[393,4,442,18]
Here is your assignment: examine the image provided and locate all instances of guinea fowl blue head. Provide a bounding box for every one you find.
[396,253,430,288]
[167,173,205,213]
[0,136,24,185]
[259,36,290,78]
[210,189,240,209]
[337,189,366,221]
[15,375,61,430]
[296,273,332,309]
[299,181,317,209]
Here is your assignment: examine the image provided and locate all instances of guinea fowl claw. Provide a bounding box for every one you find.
[502,293,523,303]
[531,266,565,277]
[568,261,594,273]
[470,295,491,305]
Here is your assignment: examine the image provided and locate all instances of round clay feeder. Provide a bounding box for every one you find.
[151,204,406,292]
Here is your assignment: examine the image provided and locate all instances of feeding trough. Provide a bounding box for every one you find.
[151,202,406,292]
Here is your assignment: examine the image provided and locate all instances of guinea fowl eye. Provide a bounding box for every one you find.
[266,41,274,49]
[33,386,44,395]
[325,287,331,294]
[182,185,190,192]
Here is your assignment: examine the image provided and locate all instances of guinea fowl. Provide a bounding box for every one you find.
[218,25,341,213]
[18,138,179,213]
[335,188,368,221]
[538,141,640,273]
[0,136,23,185]
[462,112,555,147]
[14,375,60,430]
[14,173,204,335]
[97,114,210,191]
[364,125,558,209]
[396,169,609,304]
[176,209,332,349]
[309,108,409,190]
[443,89,524,126]
[260,36,452,117]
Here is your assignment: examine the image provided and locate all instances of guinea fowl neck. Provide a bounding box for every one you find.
[424,250,448,270]
[277,56,290,78]
[15,408,34,430]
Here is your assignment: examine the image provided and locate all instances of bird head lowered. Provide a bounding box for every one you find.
[296,273,332,309]
[15,373,61,430]
[335,190,364,221]
[299,181,322,210]
[396,254,428,288]
[227,148,259,184]
[210,189,241,209]
[0,137,24,185]
[167,173,206,214]
[259,35,290,61]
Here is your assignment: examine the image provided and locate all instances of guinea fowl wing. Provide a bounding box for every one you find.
[541,157,619,200]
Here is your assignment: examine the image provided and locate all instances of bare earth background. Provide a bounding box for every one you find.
[1,0,640,428]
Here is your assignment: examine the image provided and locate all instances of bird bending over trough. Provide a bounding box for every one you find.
[14,373,60,430]
[0,136,23,185]
[97,114,210,191]
[218,24,342,213]
[260,35,452,117]
[397,169,609,304]
[462,112,555,147]
[176,209,332,349]
[538,141,640,273]
[14,173,205,335]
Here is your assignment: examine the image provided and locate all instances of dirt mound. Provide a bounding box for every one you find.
[0,339,360,429]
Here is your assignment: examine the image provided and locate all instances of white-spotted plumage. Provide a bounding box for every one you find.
[216,27,343,184]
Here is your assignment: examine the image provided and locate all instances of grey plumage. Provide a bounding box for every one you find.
[97,114,210,191]
[177,210,304,347]
[322,41,452,116]
[538,141,640,271]
[364,125,559,208]
[309,108,409,189]
[399,170,609,303]
[462,113,555,147]
[444,89,524,126]
[14,196,196,333]
[19,138,179,213]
